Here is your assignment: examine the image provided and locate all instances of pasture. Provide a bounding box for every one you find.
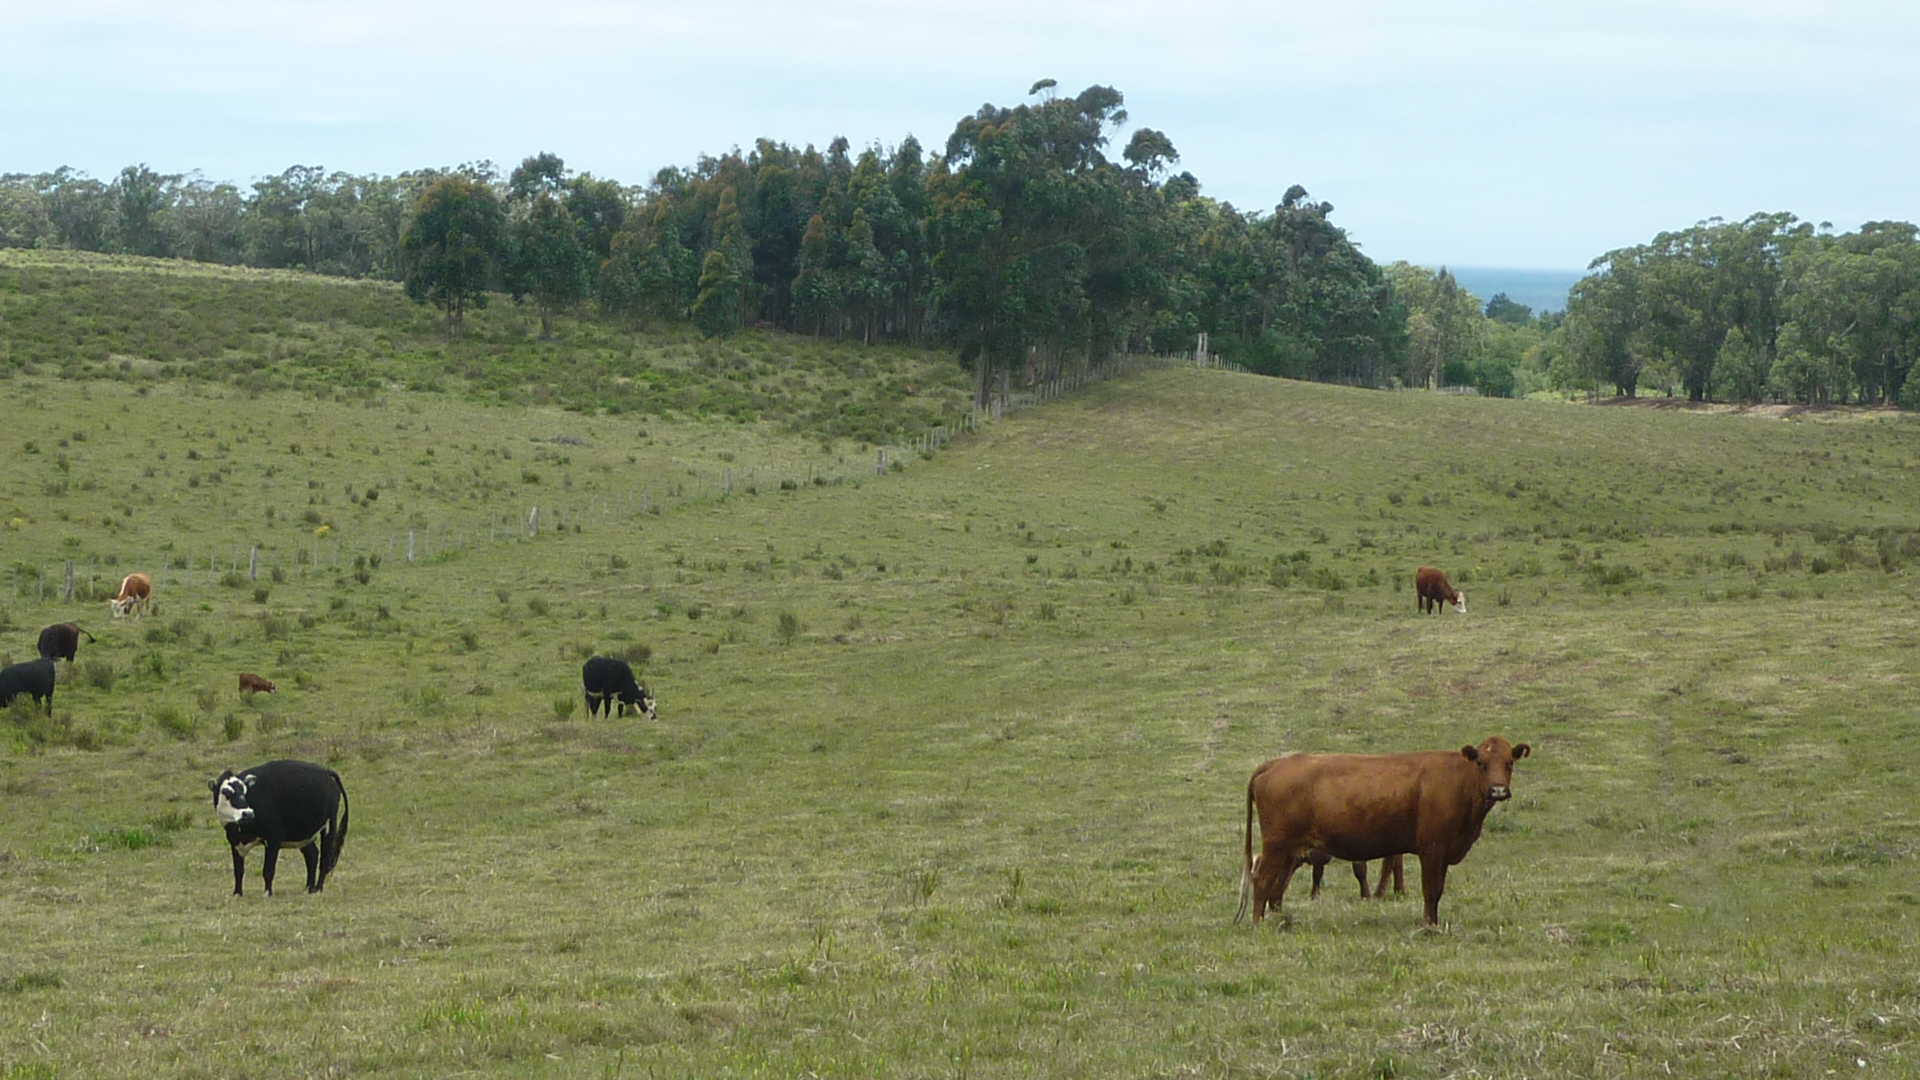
[2,357,1919,1078]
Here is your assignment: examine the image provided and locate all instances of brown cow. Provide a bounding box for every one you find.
[1415,566,1465,614]
[36,622,95,663]
[1238,737,1530,926]
[238,673,277,697]
[109,572,152,617]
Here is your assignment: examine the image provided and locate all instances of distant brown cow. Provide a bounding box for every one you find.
[109,572,152,617]
[1415,566,1465,614]
[238,673,277,697]
[36,622,95,663]
[1238,737,1530,926]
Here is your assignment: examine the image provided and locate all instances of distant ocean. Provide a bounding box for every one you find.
[1439,267,1586,315]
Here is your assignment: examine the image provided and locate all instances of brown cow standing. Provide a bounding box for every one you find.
[109,572,152,617]
[1238,737,1530,926]
[238,673,277,697]
[1415,566,1465,614]
[36,622,95,663]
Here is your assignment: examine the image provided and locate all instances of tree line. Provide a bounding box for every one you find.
[4,82,1916,408]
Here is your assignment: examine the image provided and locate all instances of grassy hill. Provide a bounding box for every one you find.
[0,250,974,444]
[1,260,1919,1078]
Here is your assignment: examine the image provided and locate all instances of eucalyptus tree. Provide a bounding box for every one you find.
[506,153,594,337]
[400,173,506,336]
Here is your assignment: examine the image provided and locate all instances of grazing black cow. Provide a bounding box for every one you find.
[582,656,655,720]
[209,760,349,897]
[36,622,95,663]
[0,658,56,717]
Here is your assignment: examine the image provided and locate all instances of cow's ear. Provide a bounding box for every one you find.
[1513,743,1531,759]
[1460,745,1480,762]
[207,777,220,793]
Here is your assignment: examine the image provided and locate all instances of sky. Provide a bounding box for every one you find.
[5,0,1918,271]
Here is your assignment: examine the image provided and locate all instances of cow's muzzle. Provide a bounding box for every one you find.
[1487,785,1511,802]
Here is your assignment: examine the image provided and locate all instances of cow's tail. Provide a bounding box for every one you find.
[76,626,96,643]
[1234,772,1257,924]
[321,770,349,879]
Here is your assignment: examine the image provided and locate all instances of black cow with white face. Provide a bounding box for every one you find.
[37,622,95,663]
[209,760,349,896]
[0,658,56,717]
[582,656,655,720]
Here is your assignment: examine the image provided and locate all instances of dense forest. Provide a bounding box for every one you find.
[3,83,1917,408]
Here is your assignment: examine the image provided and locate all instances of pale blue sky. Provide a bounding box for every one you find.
[5,1,1916,270]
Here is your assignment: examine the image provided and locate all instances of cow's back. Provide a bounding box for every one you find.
[239,760,342,837]
[1252,750,1471,861]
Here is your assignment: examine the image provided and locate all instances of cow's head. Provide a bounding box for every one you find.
[209,770,258,824]
[1452,592,1466,615]
[1460,737,1529,802]
[621,683,657,721]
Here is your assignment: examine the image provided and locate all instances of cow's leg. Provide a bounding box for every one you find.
[1351,860,1370,899]
[301,841,322,892]
[261,844,280,896]
[1249,843,1279,923]
[1418,853,1447,925]
[230,847,247,896]
[1385,855,1406,897]
[1308,854,1325,899]
[1252,844,1302,924]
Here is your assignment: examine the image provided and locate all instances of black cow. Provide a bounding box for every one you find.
[209,760,350,896]
[36,622,95,663]
[0,658,56,717]
[582,656,655,720]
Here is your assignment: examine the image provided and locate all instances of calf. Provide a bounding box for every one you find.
[1238,736,1530,926]
[582,656,655,720]
[1307,853,1406,900]
[1415,566,1465,614]
[238,672,277,697]
[109,572,152,617]
[36,622,95,663]
[209,760,349,896]
[0,658,56,717]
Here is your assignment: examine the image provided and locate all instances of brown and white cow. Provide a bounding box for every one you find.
[238,673,277,697]
[109,572,152,617]
[1237,737,1530,926]
[1414,565,1465,615]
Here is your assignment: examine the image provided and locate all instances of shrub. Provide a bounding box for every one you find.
[617,642,652,667]
[152,704,195,740]
[777,611,802,645]
[553,695,577,720]
[80,660,115,692]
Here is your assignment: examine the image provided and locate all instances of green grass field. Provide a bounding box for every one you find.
[3,285,1920,1078]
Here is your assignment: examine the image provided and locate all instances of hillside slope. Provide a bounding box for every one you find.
[1,349,1918,1076]
[0,249,973,442]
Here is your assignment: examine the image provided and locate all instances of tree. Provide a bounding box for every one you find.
[400,174,505,336]
[1389,264,1481,388]
[109,165,177,257]
[692,248,742,337]
[1485,293,1533,325]
[504,154,593,337]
